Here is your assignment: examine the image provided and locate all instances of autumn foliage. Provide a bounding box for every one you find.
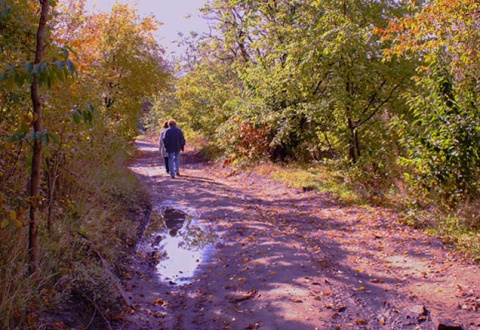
[1,0,480,327]
[153,0,479,203]
[0,0,167,327]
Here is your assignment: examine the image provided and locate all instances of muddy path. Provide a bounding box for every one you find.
[122,139,480,329]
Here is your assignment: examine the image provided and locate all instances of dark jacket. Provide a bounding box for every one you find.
[163,125,185,153]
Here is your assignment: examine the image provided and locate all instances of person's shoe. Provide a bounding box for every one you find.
[176,172,180,176]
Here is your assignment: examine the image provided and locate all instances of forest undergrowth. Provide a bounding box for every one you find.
[0,145,151,329]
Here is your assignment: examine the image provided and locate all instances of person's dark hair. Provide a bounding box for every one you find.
[162,120,169,129]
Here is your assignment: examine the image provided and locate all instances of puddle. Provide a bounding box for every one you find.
[136,201,217,285]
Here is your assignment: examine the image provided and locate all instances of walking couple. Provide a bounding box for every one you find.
[158,119,186,179]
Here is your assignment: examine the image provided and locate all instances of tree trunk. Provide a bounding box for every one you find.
[28,0,50,276]
[347,117,359,164]
[354,128,360,158]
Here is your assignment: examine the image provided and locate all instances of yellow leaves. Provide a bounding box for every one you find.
[8,208,16,221]
[1,208,24,229]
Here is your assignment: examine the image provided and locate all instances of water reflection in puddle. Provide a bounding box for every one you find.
[137,201,217,285]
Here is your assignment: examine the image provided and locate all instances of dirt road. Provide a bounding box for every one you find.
[123,139,480,329]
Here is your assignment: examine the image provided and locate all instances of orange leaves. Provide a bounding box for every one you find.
[325,304,346,312]
[384,0,480,66]
[369,278,385,284]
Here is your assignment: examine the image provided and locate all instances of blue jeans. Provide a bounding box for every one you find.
[167,151,180,177]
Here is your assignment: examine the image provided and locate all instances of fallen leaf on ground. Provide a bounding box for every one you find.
[370,278,385,283]
[153,298,167,306]
[229,288,258,302]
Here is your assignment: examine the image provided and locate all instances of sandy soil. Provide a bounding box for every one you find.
[121,139,480,330]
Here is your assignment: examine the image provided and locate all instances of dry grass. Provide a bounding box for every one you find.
[0,144,150,328]
[253,163,358,202]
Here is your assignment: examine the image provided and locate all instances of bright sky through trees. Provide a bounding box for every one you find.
[85,0,210,56]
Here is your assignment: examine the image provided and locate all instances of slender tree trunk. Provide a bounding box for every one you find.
[354,128,360,158]
[28,0,50,276]
[347,117,357,164]
[347,116,361,164]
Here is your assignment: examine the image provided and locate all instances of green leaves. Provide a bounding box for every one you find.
[385,0,480,201]
[399,61,480,201]
[72,105,97,125]
[0,58,76,88]
[9,129,58,147]
[205,0,413,164]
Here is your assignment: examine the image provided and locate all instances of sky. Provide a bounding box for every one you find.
[85,0,211,57]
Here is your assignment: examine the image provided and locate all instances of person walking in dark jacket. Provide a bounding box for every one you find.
[158,120,170,174]
[163,119,186,178]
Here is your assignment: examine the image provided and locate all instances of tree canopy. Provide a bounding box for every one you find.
[1,0,479,327]
[153,0,479,202]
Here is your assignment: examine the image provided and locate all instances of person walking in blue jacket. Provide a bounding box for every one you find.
[163,119,186,178]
